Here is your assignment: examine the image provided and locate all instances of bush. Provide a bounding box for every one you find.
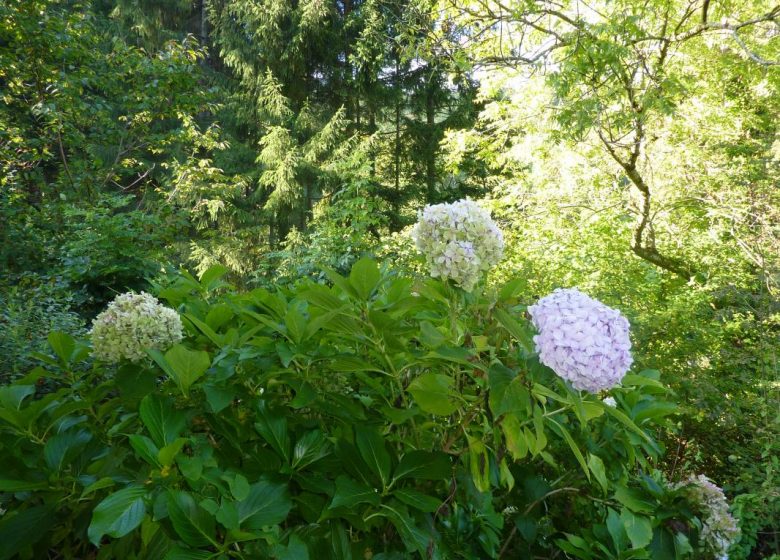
[0,261,738,559]
[0,274,86,382]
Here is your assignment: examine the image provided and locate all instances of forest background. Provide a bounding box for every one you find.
[0,0,778,556]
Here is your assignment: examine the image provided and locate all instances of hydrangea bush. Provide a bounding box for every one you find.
[90,291,183,362]
[411,199,504,291]
[0,215,744,558]
[674,475,741,559]
[528,287,633,393]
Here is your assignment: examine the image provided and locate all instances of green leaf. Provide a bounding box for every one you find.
[393,450,452,481]
[203,385,235,413]
[493,308,534,353]
[393,488,441,512]
[238,479,292,529]
[274,534,310,560]
[163,546,213,560]
[0,479,48,492]
[129,434,161,467]
[380,504,429,555]
[604,406,653,443]
[322,268,359,299]
[0,385,35,410]
[44,429,92,472]
[255,400,290,463]
[115,365,157,401]
[0,505,54,560]
[355,425,391,487]
[185,313,224,347]
[88,486,147,545]
[588,453,608,494]
[158,438,188,467]
[163,344,210,395]
[199,264,230,291]
[349,258,380,300]
[216,500,240,531]
[139,394,187,448]
[488,363,531,418]
[549,419,589,480]
[418,321,446,348]
[606,507,628,551]
[467,436,491,493]
[407,373,458,416]
[81,477,116,498]
[284,305,307,345]
[166,490,216,547]
[621,509,653,549]
[293,430,329,470]
[501,414,528,460]
[614,485,654,513]
[328,475,380,510]
[48,331,75,365]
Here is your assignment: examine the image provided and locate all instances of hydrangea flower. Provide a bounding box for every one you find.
[411,199,504,291]
[91,292,183,363]
[528,288,633,393]
[673,475,740,559]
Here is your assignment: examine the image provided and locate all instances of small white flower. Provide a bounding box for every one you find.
[91,292,183,363]
[603,396,617,407]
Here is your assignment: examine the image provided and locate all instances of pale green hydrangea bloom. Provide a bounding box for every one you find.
[91,292,183,363]
[411,199,504,291]
[674,475,741,559]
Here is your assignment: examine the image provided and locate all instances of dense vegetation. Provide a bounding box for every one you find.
[0,0,777,558]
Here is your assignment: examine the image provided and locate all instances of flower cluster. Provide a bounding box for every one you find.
[91,292,183,363]
[674,475,740,559]
[410,199,504,291]
[528,288,633,393]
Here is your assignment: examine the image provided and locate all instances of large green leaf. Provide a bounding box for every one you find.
[393,450,451,482]
[407,373,458,416]
[393,488,441,513]
[88,486,147,545]
[163,344,211,395]
[327,475,380,510]
[488,362,531,418]
[493,308,534,353]
[621,509,653,549]
[549,419,589,480]
[349,258,380,300]
[44,429,92,472]
[0,505,54,560]
[355,425,391,487]
[166,490,216,548]
[255,400,290,463]
[0,385,35,410]
[139,394,187,448]
[237,479,292,529]
[48,331,75,365]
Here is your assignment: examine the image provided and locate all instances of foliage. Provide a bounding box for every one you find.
[0,260,729,559]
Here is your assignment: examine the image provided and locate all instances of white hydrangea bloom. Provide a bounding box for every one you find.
[528,288,633,393]
[674,475,740,559]
[603,396,617,407]
[91,292,183,363]
[411,199,504,291]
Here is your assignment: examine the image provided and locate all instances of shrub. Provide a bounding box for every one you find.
[0,258,739,559]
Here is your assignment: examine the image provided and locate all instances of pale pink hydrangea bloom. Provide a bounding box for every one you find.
[411,199,504,291]
[528,288,633,393]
